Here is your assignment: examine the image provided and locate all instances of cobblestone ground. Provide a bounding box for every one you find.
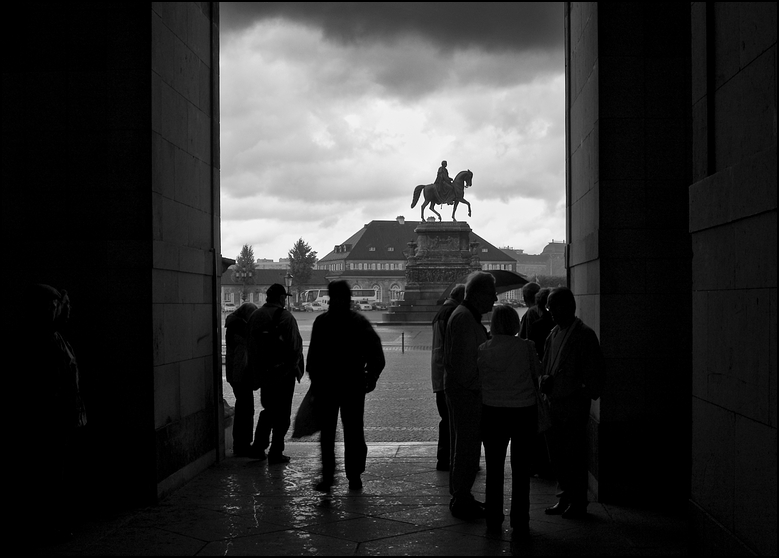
[223,317,440,443]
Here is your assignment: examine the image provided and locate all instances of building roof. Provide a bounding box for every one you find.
[221,268,329,287]
[318,219,515,263]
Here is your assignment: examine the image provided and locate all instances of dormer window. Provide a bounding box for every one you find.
[388,247,394,252]
[481,248,488,253]
[369,247,376,251]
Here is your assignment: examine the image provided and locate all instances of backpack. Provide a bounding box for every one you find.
[249,307,287,390]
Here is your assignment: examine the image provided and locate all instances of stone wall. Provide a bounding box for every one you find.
[566,2,693,505]
[2,3,222,507]
[151,2,222,498]
[688,3,777,555]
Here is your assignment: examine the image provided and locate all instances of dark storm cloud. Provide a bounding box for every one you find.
[221,2,564,53]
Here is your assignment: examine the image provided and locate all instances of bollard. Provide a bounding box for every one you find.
[402,332,405,353]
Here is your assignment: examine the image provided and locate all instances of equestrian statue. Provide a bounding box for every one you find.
[411,160,473,221]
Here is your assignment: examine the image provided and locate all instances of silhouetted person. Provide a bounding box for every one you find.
[431,283,465,471]
[518,282,541,340]
[444,271,497,519]
[477,305,541,536]
[225,302,258,456]
[541,287,605,519]
[525,288,555,478]
[307,280,385,492]
[247,284,303,464]
[527,288,555,361]
[24,284,87,542]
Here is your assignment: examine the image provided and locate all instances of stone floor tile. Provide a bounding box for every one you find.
[355,528,512,556]
[197,529,359,556]
[377,503,465,529]
[301,515,424,543]
[70,526,207,556]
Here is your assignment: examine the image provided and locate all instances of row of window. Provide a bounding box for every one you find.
[351,262,404,271]
[318,261,406,272]
[482,264,515,271]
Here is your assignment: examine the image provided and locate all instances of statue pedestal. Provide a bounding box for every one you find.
[382,222,481,323]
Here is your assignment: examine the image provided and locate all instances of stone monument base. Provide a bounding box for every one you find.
[382,221,480,323]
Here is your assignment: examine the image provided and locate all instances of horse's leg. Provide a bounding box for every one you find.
[421,200,429,221]
[451,201,459,222]
[431,204,442,221]
[463,199,471,217]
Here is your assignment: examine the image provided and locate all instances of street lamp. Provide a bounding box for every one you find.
[285,272,293,307]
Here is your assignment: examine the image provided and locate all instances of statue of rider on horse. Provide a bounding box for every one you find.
[411,161,473,222]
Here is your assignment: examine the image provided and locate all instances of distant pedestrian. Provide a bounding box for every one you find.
[430,283,465,471]
[444,271,497,519]
[224,302,258,457]
[518,282,541,341]
[247,284,304,464]
[541,287,605,519]
[307,280,385,492]
[478,305,541,535]
[527,288,555,360]
[524,287,555,478]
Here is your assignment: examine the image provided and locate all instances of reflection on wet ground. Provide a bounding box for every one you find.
[40,443,688,556]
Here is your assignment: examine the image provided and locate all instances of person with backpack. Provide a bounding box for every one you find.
[225,302,258,457]
[247,284,304,464]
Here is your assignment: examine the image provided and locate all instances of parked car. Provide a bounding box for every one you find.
[358,303,372,311]
[372,302,387,310]
[304,302,326,312]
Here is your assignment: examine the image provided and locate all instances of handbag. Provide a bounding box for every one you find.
[536,390,552,434]
[528,342,552,433]
[291,384,320,439]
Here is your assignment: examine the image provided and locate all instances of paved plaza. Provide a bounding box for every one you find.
[36,314,690,556]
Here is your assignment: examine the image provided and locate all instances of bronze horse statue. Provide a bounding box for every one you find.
[410,169,473,221]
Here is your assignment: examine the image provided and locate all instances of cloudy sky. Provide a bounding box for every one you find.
[219,2,565,262]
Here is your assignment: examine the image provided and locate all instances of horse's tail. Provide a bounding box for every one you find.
[411,184,425,208]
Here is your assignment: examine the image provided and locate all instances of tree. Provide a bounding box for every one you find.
[233,244,255,302]
[288,238,317,287]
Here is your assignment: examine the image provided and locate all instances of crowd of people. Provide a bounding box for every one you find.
[225,279,385,491]
[226,273,604,538]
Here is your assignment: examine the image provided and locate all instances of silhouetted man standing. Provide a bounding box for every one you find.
[540,287,605,518]
[444,271,497,519]
[247,283,303,464]
[431,283,465,471]
[307,280,385,492]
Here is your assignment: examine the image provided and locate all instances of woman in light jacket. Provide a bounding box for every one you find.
[477,304,541,536]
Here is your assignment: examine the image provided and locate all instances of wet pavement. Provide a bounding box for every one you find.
[34,314,690,555]
[37,442,689,556]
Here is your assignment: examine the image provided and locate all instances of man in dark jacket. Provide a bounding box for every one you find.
[540,287,605,519]
[430,284,465,471]
[444,271,497,519]
[247,284,303,464]
[307,280,385,492]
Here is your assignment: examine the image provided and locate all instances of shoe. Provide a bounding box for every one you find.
[436,462,450,471]
[544,501,569,515]
[348,477,363,491]
[247,446,267,461]
[268,454,291,465]
[314,479,333,492]
[562,504,588,519]
[233,446,252,457]
[450,497,486,520]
